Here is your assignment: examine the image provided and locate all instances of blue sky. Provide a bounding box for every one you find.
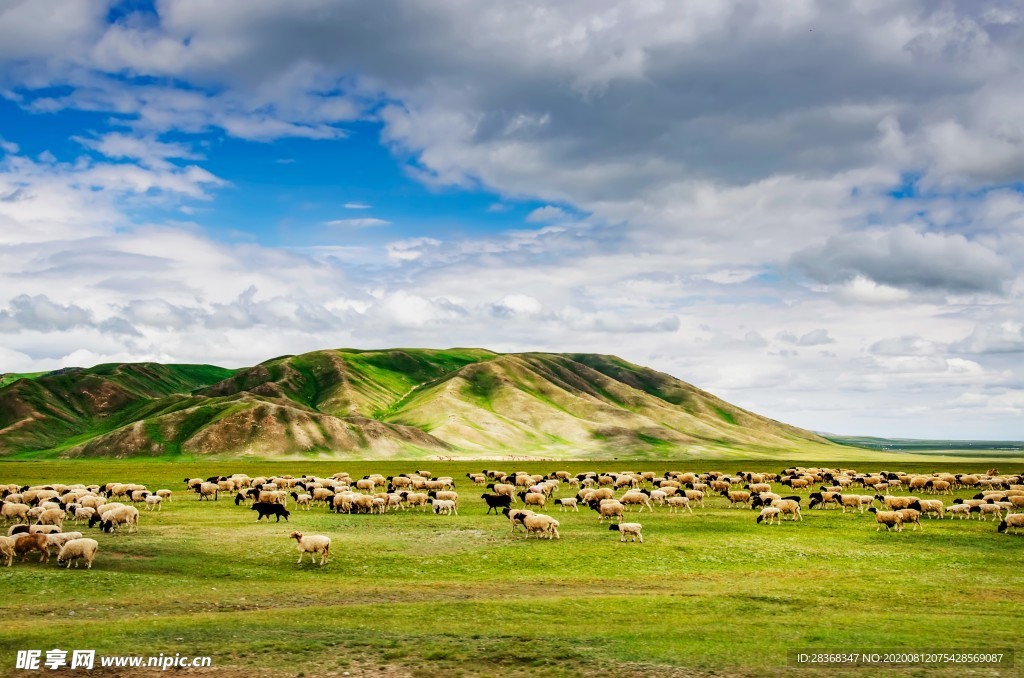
[1,1,1023,439]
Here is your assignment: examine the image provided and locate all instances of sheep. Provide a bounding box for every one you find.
[79,495,106,510]
[55,537,99,569]
[619,491,654,513]
[589,499,624,523]
[515,513,560,539]
[429,490,459,504]
[723,490,751,508]
[72,506,96,524]
[100,506,140,533]
[580,487,615,504]
[997,514,1024,534]
[925,480,952,495]
[155,489,173,502]
[970,504,1005,521]
[875,495,920,511]
[290,532,330,565]
[481,493,513,514]
[46,531,84,552]
[868,508,904,532]
[683,489,705,507]
[144,495,163,511]
[609,522,643,542]
[808,492,840,510]
[896,508,923,531]
[1,502,30,523]
[0,535,15,566]
[907,499,944,519]
[757,507,781,525]
[502,508,535,532]
[195,483,219,501]
[29,525,61,535]
[835,494,873,514]
[290,492,312,510]
[430,499,458,515]
[946,503,973,520]
[666,496,693,514]
[770,499,802,521]
[251,502,290,522]
[14,532,50,563]
[486,483,517,503]
[553,497,579,512]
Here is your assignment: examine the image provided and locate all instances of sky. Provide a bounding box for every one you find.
[1,0,1023,440]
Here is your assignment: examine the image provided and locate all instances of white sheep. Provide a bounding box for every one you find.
[290,531,330,565]
[0,535,13,567]
[868,508,903,532]
[46,531,84,552]
[57,538,99,569]
[144,495,163,511]
[998,514,1024,534]
[666,496,693,514]
[430,499,458,515]
[155,489,173,502]
[609,522,643,542]
[757,507,781,525]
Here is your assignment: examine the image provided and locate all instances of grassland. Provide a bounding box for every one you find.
[0,458,1022,677]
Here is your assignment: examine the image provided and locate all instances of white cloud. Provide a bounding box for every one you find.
[325,217,390,228]
[343,202,371,209]
[525,205,570,223]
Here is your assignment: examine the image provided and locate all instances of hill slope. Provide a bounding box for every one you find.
[0,348,836,459]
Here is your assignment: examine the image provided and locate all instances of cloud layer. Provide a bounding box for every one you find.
[1,1,1023,438]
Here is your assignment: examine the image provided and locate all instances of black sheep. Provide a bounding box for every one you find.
[250,502,290,522]
[480,493,512,514]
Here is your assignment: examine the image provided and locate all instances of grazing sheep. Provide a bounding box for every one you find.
[156,489,173,502]
[808,492,840,510]
[0,535,13,566]
[429,499,458,515]
[868,508,904,532]
[666,496,693,514]
[683,489,705,507]
[997,514,1024,534]
[553,497,578,512]
[836,494,873,514]
[46,531,83,552]
[100,506,140,533]
[56,537,99,569]
[589,499,625,523]
[515,513,560,539]
[14,532,50,562]
[144,495,163,511]
[970,504,1005,521]
[251,502,290,522]
[770,499,802,521]
[757,507,781,525]
[290,532,330,565]
[290,492,312,510]
[486,483,517,503]
[73,506,96,524]
[609,522,643,542]
[502,507,535,532]
[723,490,751,508]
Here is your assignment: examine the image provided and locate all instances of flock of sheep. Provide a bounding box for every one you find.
[0,482,167,569]
[2,466,1020,570]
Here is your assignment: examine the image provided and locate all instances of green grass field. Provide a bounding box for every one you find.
[0,459,1021,677]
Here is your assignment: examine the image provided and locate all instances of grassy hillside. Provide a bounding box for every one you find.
[0,348,845,459]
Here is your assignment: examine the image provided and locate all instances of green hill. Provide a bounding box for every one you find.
[0,348,838,459]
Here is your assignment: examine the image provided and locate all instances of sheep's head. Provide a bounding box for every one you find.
[289,531,303,541]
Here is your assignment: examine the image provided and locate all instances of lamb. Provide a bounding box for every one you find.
[14,532,50,562]
[666,496,693,513]
[946,503,973,520]
[553,497,579,512]
[757,507,781,525]
[251,502,290,522]
[290,532,330,565]
[144,495,163,511]
[771,499,802,521]
[155,489,173,502]
[868,508,904,532]
[609,522,643,542]
[997,514,1024,534]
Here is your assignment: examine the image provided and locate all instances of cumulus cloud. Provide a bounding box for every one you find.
[792,226,1013,294]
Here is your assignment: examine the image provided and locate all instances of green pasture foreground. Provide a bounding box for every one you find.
[0,460,1021,677]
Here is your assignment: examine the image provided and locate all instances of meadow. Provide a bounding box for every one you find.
[0,459,1021,677]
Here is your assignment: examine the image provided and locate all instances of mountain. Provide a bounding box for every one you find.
[0,348,836,459]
